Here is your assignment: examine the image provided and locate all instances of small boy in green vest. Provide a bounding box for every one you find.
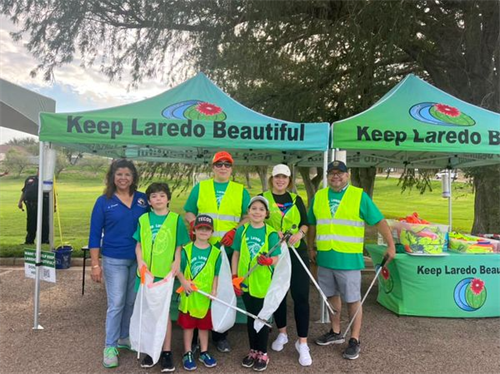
[177,214,221,371]
[133,182,190,372]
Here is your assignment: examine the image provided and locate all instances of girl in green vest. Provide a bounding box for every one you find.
[177,214,221,371]
[231,196,280,372]
[134,182,190,372]
[261,164,312,367]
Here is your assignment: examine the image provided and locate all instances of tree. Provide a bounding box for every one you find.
[3,149,30,176]
[2,0,498,232]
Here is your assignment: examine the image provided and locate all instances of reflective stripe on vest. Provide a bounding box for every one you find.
[313,186,365,253]
[179,243,220,318]
[237,223,277,298]
[263,191,301,248]
[138,212,178,278]
[198,179,244,244]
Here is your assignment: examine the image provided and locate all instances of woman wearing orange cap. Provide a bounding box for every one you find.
[260,164,312,366]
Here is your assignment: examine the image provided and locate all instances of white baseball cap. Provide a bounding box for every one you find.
[248,196,270,210]
[272,164,291,177]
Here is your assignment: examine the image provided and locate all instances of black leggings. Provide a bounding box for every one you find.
[273,247,310,338]
[242,293,269,353]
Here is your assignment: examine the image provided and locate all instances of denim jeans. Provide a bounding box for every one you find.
[102,256,137,347]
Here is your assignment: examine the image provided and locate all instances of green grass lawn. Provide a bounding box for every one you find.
[0,172,474,257]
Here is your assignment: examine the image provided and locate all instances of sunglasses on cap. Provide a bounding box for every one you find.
[214,162,232,168]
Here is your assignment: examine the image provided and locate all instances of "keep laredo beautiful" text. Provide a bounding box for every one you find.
[66,116,305,142]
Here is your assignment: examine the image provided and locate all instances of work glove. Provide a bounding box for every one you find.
[221,228,236,247]
[257,254,273,266]
[232,275,243,296]
[189,221,195,241]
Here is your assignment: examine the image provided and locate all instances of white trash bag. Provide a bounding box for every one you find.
[130,269,175,365]
[211,246,236,333]
[254,243,291,333]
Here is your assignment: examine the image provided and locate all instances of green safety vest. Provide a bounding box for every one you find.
[264,191,301,248]
[313,186,365,254]
[179,243,220,318]
[237,223,277,298]
[138,211,179,278]
[198,179,244,244]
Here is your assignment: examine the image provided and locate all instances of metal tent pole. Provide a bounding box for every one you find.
[33,141,45,330]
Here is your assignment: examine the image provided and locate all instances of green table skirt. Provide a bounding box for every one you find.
[366,244,500,318]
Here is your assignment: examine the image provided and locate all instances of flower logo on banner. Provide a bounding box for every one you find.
[453,277,487,311]
[376,264,394,294]
[409,102,476,127]
[162,100,227,121]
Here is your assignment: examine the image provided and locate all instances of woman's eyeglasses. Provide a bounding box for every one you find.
[214,162,233,168]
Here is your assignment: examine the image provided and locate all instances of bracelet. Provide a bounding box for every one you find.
[299,229,306,238]
[92,265,100,269]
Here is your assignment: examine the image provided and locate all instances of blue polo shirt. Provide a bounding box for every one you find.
[88,191,149,259]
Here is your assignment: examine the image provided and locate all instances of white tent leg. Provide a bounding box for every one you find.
[448,171,452,232]
[33,141,45,330]
[318,150,330,324]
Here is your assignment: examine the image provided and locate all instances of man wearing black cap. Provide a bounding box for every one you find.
[307,160,395,360]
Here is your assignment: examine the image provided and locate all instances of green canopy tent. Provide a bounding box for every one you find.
[332,74,500,169]
[31,72,330,329]
[39,72,330,166]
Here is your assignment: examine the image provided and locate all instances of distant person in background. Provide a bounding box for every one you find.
[17,169,49,245]
[88,159,149,369]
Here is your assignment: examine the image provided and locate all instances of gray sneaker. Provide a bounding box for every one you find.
[215,338,231,353]
[315,330,345,346]
[103,347,119,368]
[343,338,360,360]
[117,337,131,350]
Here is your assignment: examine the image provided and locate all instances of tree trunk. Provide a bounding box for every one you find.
[350,167,377,198]
[245,171,252,189]
[298,167,323,207]
[256,166,268,191]
[472,164,500,234]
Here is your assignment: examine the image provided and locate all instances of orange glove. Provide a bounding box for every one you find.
[189,221,195,241]
[257,254,273,266]
[232,275,243,296]
[221,228,236,247]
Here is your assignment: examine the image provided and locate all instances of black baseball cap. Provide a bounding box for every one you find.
[327,160,348,173]
[194,214,214,230]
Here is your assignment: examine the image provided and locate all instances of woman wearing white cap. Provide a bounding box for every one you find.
[260,164,312,366]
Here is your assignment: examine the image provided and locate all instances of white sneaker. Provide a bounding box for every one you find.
[271,333,289,352]
[295,340,312,366]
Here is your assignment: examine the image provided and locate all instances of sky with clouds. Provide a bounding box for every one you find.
[0,15,171,144]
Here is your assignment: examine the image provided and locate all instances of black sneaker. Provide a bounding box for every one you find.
[253,352,269,372]
[160,351,175,372]
[342,338,361,360]
[141,354,155,368]
[241,349,257,368]
[215,338,231,353]
[315,329,345,346]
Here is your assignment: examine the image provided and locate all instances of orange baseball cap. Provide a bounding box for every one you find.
[212,151,234,164]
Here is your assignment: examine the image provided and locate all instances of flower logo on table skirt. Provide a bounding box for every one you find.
[409,102,475,127]
[376,264,394,294]
[453,277,487,311]
[162,100,227,121]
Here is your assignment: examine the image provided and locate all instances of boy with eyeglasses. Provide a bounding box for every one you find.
[184,151,250,353]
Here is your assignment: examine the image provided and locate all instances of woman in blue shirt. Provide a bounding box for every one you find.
[88,159,148,368]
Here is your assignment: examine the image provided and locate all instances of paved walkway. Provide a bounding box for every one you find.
[0,265,498,374]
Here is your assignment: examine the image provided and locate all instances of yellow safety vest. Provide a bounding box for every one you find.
[138,212,178,278]
[179,243,220,318]
[313,185,365,253]
[198,179,244,244]
[264,191,301,248]
[237,223,277,298]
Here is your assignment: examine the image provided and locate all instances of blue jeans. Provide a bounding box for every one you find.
[102,256,137,347]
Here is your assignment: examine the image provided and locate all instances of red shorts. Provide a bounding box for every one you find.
[177,310,213,330]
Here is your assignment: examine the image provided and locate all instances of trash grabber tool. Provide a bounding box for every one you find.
[136,266,146,360]
[288,244,337,316]
[232,225,297,289]
[176,283,272,328]
[342,256,388,340]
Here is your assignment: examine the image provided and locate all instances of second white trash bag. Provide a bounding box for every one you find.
[211,246,237,333]
[254,243,291,333]
[130,269,175,365]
